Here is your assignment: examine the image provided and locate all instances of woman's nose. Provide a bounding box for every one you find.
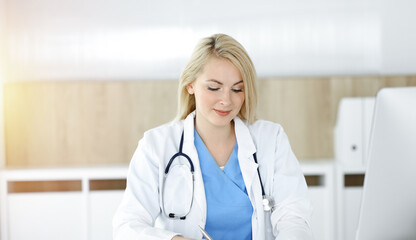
[220,90,231,105]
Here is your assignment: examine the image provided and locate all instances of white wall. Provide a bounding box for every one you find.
[2,0,416,81]
[380,0,416,74]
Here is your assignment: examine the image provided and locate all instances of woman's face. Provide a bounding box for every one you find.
[186,56,245,130]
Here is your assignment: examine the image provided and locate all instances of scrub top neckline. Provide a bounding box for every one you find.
[194,129,237,173]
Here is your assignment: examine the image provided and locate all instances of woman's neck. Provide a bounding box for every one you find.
[194,118,235,146]
[194,116,237,167]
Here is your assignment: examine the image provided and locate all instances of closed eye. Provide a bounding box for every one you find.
[232,88,243,93]
[208,86,219,91]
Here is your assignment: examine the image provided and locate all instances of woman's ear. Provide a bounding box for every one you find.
[186,83,194,95]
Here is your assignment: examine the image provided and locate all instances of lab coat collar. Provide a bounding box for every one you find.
[182,111,258,165]
[183,111,257,157]
[234,117,257,157]
[183,111,196,152]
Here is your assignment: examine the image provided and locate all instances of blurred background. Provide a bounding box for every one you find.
[0,1,416,239]
[1,0,416,167]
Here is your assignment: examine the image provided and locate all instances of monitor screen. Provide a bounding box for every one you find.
[355,87,416,240]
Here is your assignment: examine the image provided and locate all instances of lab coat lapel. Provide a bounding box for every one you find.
[234,118,264,239]
[234,118,261,201]
[182,112,207,221]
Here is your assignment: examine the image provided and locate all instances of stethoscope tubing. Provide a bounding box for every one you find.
[165,131,195,174]
[162,130,274,219]
[162,131,195,219]
[253,152,266,197]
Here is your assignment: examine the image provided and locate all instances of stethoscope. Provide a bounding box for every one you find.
[161,131,275,220]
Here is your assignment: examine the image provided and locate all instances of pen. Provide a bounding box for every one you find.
[198,225,213,240]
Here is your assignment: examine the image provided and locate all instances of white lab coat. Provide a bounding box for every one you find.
[113,112,313,240]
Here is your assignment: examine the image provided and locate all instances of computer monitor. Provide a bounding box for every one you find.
[355,87,416,240]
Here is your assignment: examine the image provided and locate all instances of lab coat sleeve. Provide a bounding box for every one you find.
[270,128,314,240]
[113,134,180,240]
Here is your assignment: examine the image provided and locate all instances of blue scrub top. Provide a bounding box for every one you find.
[194,130,253,240]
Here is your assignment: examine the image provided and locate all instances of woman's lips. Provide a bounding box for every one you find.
[214,109,231,116]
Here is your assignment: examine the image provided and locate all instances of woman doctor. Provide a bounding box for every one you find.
[113,33,313,240]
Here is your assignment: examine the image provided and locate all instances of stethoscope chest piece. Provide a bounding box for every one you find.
[254,153,275,212]
[262,195,275,212]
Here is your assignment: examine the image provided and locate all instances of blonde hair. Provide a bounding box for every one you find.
[176,33,258,123]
